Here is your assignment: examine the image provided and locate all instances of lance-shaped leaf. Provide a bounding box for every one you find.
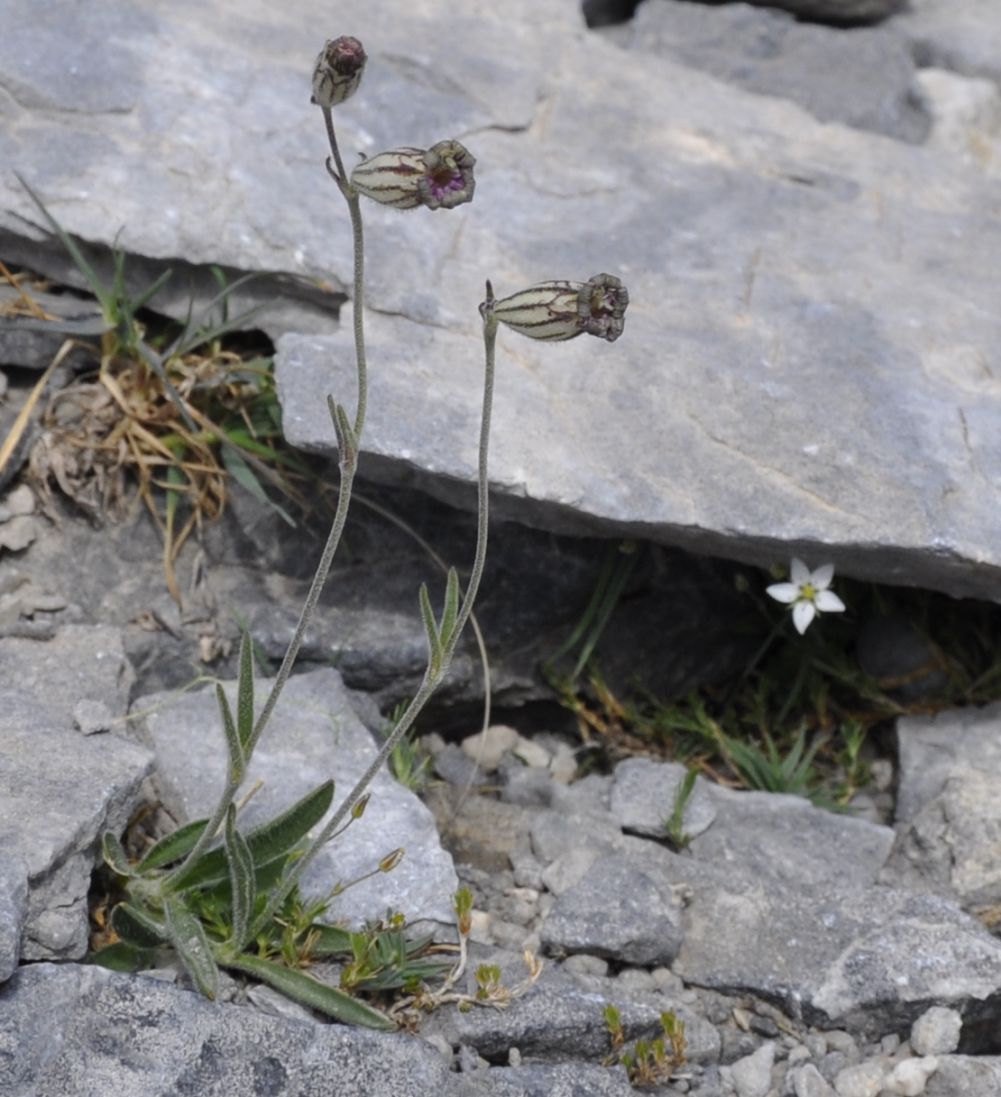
[216,683,244,784]
[224,803,255,950]
[164,896,219,1000]
[438,566,461,648]
[236,632,255,751]
[225,954,395,1030]
[111,901,167,950]
[101,832,135,879]
[88,940,154,973]
[327,398,357,464]
[136,817,210,873]
[307,923,354,957]
[418,583,443,673]
[169,779,334,893]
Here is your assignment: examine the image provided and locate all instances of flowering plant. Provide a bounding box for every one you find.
[98,34,628,1024]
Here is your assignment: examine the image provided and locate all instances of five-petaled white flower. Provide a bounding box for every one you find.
[766,558,846,635]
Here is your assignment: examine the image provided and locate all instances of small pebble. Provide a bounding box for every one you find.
[792,1063,836,1097]
[562,953,609,977]
[883,1056,938,1096]
[73,699,114,736]
[462,725,519,770]
[910,1006,961,1056]
[832,1059,886,1097]
[730,1041,775,1097]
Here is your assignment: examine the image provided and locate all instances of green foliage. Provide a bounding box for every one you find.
[549,555,1001,809]
[603,1006,687,1086]
[381,702,433,792]
[663,767,698,850]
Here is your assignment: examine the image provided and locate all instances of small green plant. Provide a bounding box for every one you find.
[88,35,626,1024]
[603,1005,687,1086]
[663,766,698,850]
[382,702,433,792]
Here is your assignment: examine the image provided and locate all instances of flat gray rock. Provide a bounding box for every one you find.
[610,757,717,841]
[0,853,27,982]
[625,0,926,141]
[0,962,463,1097]
[0,661,152,961]
[469,1063,635,1097]
[422,950,720,1064]
[540,853,685,966]
[0,624,134,725]
[883,704,1001,910]
[675,874,1001,1037]
[132,666,458,928]
[3,1,1001,598]
[924,1056,1001,1096]
[892,0,1001,82]
[690,784,896,889]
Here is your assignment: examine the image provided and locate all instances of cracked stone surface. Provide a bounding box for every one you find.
[2,0,1000,598]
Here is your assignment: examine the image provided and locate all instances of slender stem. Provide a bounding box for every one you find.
[247,302,498,939]
[166,105,367,885]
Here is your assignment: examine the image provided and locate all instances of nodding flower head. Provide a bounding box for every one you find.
[312,36,367,108]
[489,274,629,343]
[349,140,476,211]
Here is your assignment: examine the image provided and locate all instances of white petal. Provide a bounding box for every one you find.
[792,601,816,634]
[811,563,835,589]
[790,558,811,585]
[815,590,846,613]
[767,582,799,604]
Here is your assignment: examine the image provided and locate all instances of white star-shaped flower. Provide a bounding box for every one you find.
[766,558,846,635]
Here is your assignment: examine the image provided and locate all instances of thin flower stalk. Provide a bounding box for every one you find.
[247,292,498,940]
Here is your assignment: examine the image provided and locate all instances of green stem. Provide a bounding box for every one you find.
[165,105,367,886]
[247,297,498,939]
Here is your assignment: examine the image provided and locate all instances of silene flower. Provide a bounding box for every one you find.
[766,558,846,635]
[490,273,629,343]
[349,139,476,211]
[312,36,367,108]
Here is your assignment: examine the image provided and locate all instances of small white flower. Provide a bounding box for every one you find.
[766,558,846,635]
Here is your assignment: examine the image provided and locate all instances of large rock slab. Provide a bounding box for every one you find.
[2,1,1001,597]
[0,963,463,1097]
[133,666,458,928]
[0,628,152,962]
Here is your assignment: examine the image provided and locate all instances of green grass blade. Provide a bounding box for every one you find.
[221,444,296,527]
[15,172,112,314]
[164,896,219,1000]
[225,954,395,1029]
[224,804,256,949]
[136,817,210,872]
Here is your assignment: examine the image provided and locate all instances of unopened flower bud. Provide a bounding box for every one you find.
[350,139,476,211]
[490,274,628,343]
[351,793,370,819]
[379,848,405,873]
[312,36,367,108]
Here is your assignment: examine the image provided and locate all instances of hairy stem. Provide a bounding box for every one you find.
[247,300,498,940]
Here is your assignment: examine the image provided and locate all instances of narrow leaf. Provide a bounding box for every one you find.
[418,583,442,670]
[111,902,167,949]
[216,683,244,784]
[101,832,134,878]
[224,804,255,950]
[88,941,154,972]
[236,631,255,750]
[439,567,461,646]
[307,923,355,957]
[222,444,296,527]
[170,780,334,892]
[164,896,219,1000]
[137,817,210,873]
[225,954,395,1030]
[15,172,111,312]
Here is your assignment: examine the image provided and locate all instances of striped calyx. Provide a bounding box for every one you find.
[490,274,629,343]
[350,140,476,211]
[312,36,367,108]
